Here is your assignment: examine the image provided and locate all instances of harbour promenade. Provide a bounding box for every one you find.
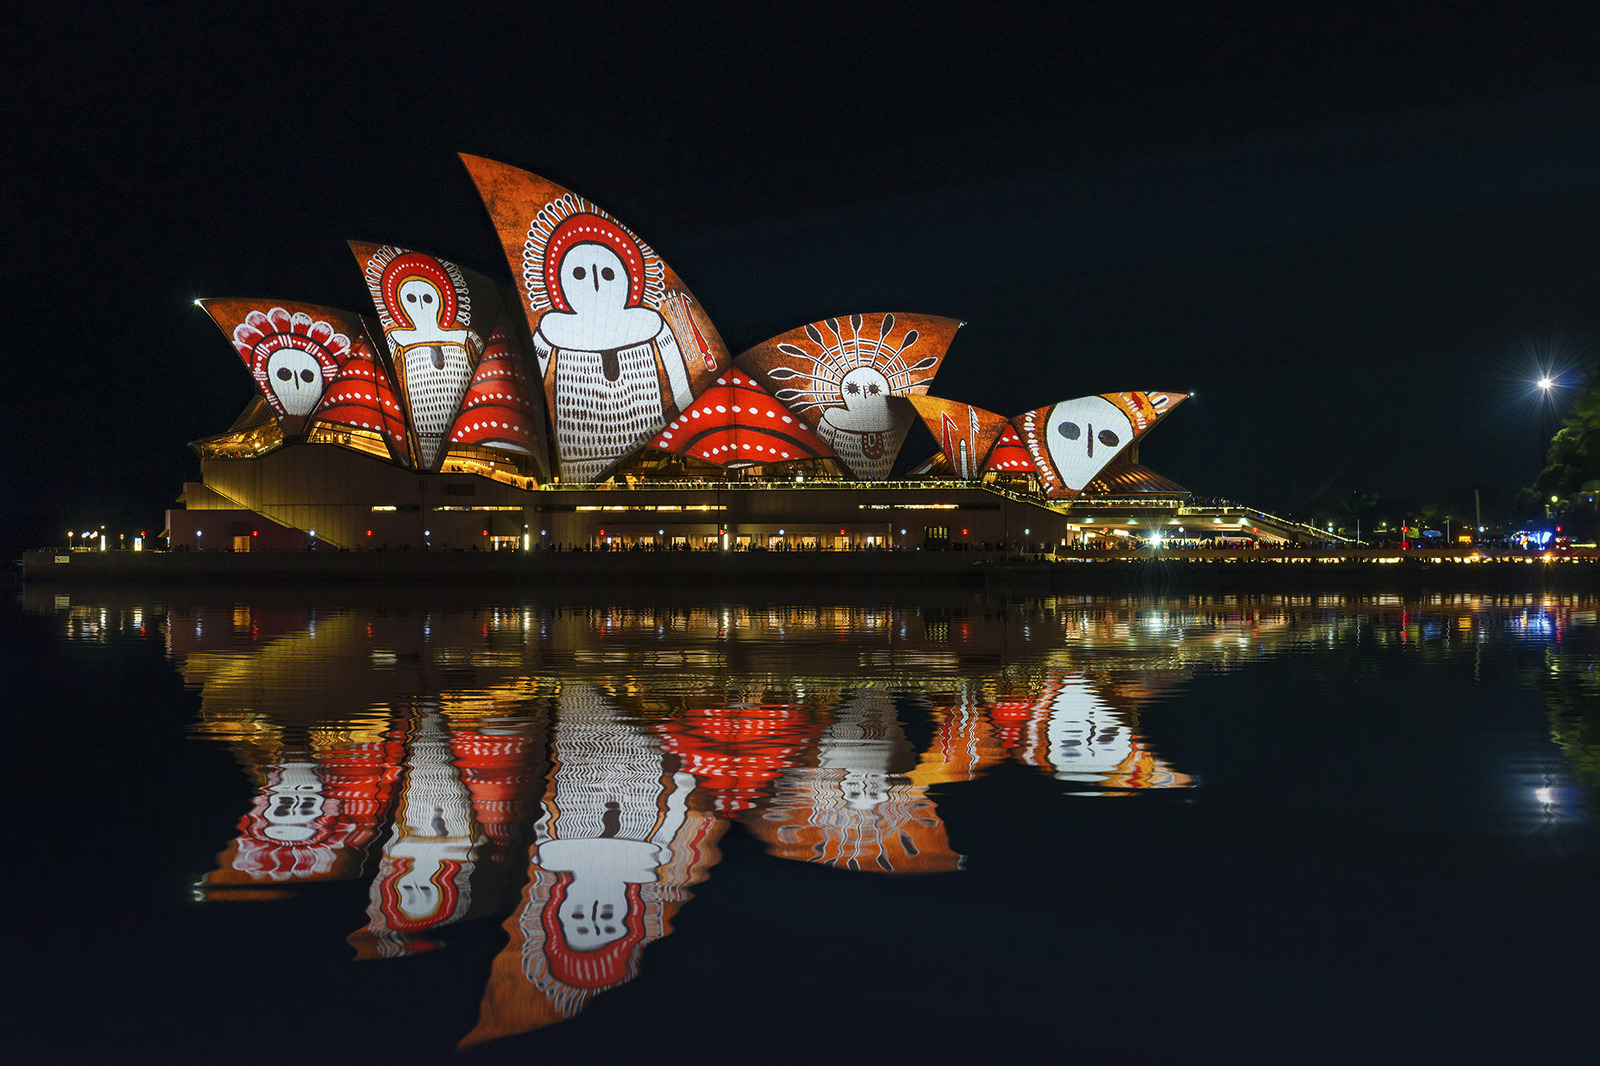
[21,545,1599,593]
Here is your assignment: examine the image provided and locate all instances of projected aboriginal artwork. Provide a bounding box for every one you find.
[445,325,545,460]
[202,299,367,432]
[353,243,493,470]
[646,368,834,467]
[735,313,959,481]
[906,397,1008,480]
[192,158,1196,499]
[312,329,410,465]
[461,154,729,483]
[1014,391,1186,498]
[983,422,1037,474]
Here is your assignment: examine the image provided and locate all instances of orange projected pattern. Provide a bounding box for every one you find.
[735,312,958,480]
[460,154,729,483]
[906,396,1009,480]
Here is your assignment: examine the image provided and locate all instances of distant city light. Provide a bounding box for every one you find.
[1538,376,1554,391]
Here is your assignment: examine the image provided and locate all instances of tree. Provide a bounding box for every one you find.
[1525,369,1600,503]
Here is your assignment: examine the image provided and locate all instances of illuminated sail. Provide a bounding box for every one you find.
[311,327,410,465]
[645,368,835,467]
[734,312,959,481]
[350,240,547,472]
[1011,391,1186,498]
[460,154,729,483]
[982,422,1036,474]
[444,324,545,462]
[905,396,1007,480]
[201,298,368,436]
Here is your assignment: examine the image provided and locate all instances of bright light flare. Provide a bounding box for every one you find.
[1538,376,1554,391]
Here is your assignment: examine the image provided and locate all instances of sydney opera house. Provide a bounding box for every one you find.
[170,155,1192,554]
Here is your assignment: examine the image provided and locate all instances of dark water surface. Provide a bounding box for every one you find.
[8,587,1597,1064]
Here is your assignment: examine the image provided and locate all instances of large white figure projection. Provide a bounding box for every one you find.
[461,155,729,483]
[1014,391,1187,498]
[356,245,485,470]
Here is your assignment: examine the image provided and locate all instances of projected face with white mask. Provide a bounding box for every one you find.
[1044,395,1134,491]
[264,348,326,416]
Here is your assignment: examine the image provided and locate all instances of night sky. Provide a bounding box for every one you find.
[9,1,1600,542]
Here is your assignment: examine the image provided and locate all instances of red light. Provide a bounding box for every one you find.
[366,530,372,536]
[598,529,605,536]
[839,529,846,535]
[961,529,968,536]
[482,529,488,536]
[251,530,258,537]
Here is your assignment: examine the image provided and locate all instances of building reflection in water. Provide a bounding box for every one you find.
[40,591,1582,1049]
[748,687,961,874]
[463,682,724,1046]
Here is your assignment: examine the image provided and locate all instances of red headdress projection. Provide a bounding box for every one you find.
[378,251,463,331]
[646,368,835,467]
[311,330,410,465]
[540,213,648,312]
[201,299,368,434]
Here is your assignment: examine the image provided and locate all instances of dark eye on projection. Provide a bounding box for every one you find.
[405,292,416,303]
[572,266,587,280]
[300,369,316,383]
[276,367,292,381]
[1098,429,1121,447]
[1058,422,1081,440]
[601,266,616,281]
[846,381,861,394]
[422,292,434,304]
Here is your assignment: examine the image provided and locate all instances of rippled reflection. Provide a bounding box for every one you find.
[23,588,1598,1051]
